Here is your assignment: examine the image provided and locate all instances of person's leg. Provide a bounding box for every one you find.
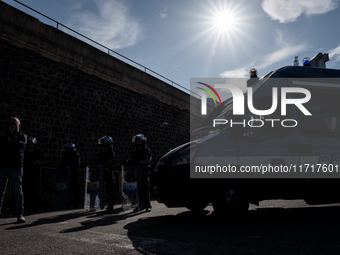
[23,174,36,209]
[69,173,80,208]
[141,173,151,210]
[31,174,41,209]
[10,167,24,215]
[105,171,115,210]
[0,168,9,214]
[136,170,143,210]
[73,175,81,208]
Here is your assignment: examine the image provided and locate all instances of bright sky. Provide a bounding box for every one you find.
[4,0,340,92]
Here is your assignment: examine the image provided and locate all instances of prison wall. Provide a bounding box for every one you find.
[0,2,198,203]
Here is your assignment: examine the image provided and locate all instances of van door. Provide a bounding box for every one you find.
[235,78,301,200]
[292,79,340,203]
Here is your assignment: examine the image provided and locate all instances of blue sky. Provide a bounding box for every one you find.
[4,0,340,93]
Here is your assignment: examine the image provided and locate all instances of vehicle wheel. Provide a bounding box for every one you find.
[186,201,209,212]
[213,187,249,215]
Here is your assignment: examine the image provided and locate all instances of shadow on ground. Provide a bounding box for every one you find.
[123,205,340,255]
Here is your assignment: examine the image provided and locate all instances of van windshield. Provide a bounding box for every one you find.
[190,99,233,140]
[251,71,274,94]
[209,70,274,119]
[190,70,275,138]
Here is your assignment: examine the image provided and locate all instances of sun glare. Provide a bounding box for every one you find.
[213,10,236,33]
[185,1,251,72]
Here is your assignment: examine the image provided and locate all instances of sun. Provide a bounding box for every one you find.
[183,1,251,70]
[212,10,237,34]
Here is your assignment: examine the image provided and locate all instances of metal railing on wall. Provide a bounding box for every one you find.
[12,0,200,97]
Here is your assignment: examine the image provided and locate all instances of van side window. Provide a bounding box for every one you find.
[299,91,340,136]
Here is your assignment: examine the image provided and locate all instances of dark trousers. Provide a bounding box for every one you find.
[137,169,150,209]
[104,170,115,206]
[23,173,40,208]
[0,166,24,215]
[70,173,81,206]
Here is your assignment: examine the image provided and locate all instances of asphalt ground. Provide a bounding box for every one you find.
[1,199,340,255]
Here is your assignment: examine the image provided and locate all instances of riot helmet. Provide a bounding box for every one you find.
[27,136,37,151]
[28,136,37,144]
[98,136,113,149]
[132,134,147,147]
[63,143,76,152]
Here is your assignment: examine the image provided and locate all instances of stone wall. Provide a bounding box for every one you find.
[0,1,197,167]
[0,40,191,203]
[0,2,205,204]
[0,40,190,169]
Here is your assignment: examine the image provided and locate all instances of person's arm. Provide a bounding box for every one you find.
[70,153,80,170]
[125,156,132,165]
[141,155,152,165]
[0,134,6,156]
[101,157,114,168]
[32,159,47,166]
[7,133,27,151]
[125,151,134,165]
[33,150,47,166]
[141,149,152,165]
[59,156,66,168]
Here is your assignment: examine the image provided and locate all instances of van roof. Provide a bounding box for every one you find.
[193,65,340,132]
[270,66,340,78]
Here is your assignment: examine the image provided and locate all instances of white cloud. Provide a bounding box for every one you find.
[159,12,168,19]
[159,7,168,19]
[159,13,167,19]
[66,0,143,50]
[256,43,306,69]
[256,30,307,69]
[329,45,340,63]
[261,0,339,23]
[220,31,307,78]
[220,67,249,78]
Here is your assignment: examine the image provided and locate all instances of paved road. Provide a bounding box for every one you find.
[1,199,340,254]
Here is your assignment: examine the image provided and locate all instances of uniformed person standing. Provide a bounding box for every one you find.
[127,134,152,212]
[95,136,115,210]
[59,143,80,208]
[23,136,47,209]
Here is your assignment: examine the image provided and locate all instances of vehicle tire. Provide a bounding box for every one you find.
[213,187,249,215]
